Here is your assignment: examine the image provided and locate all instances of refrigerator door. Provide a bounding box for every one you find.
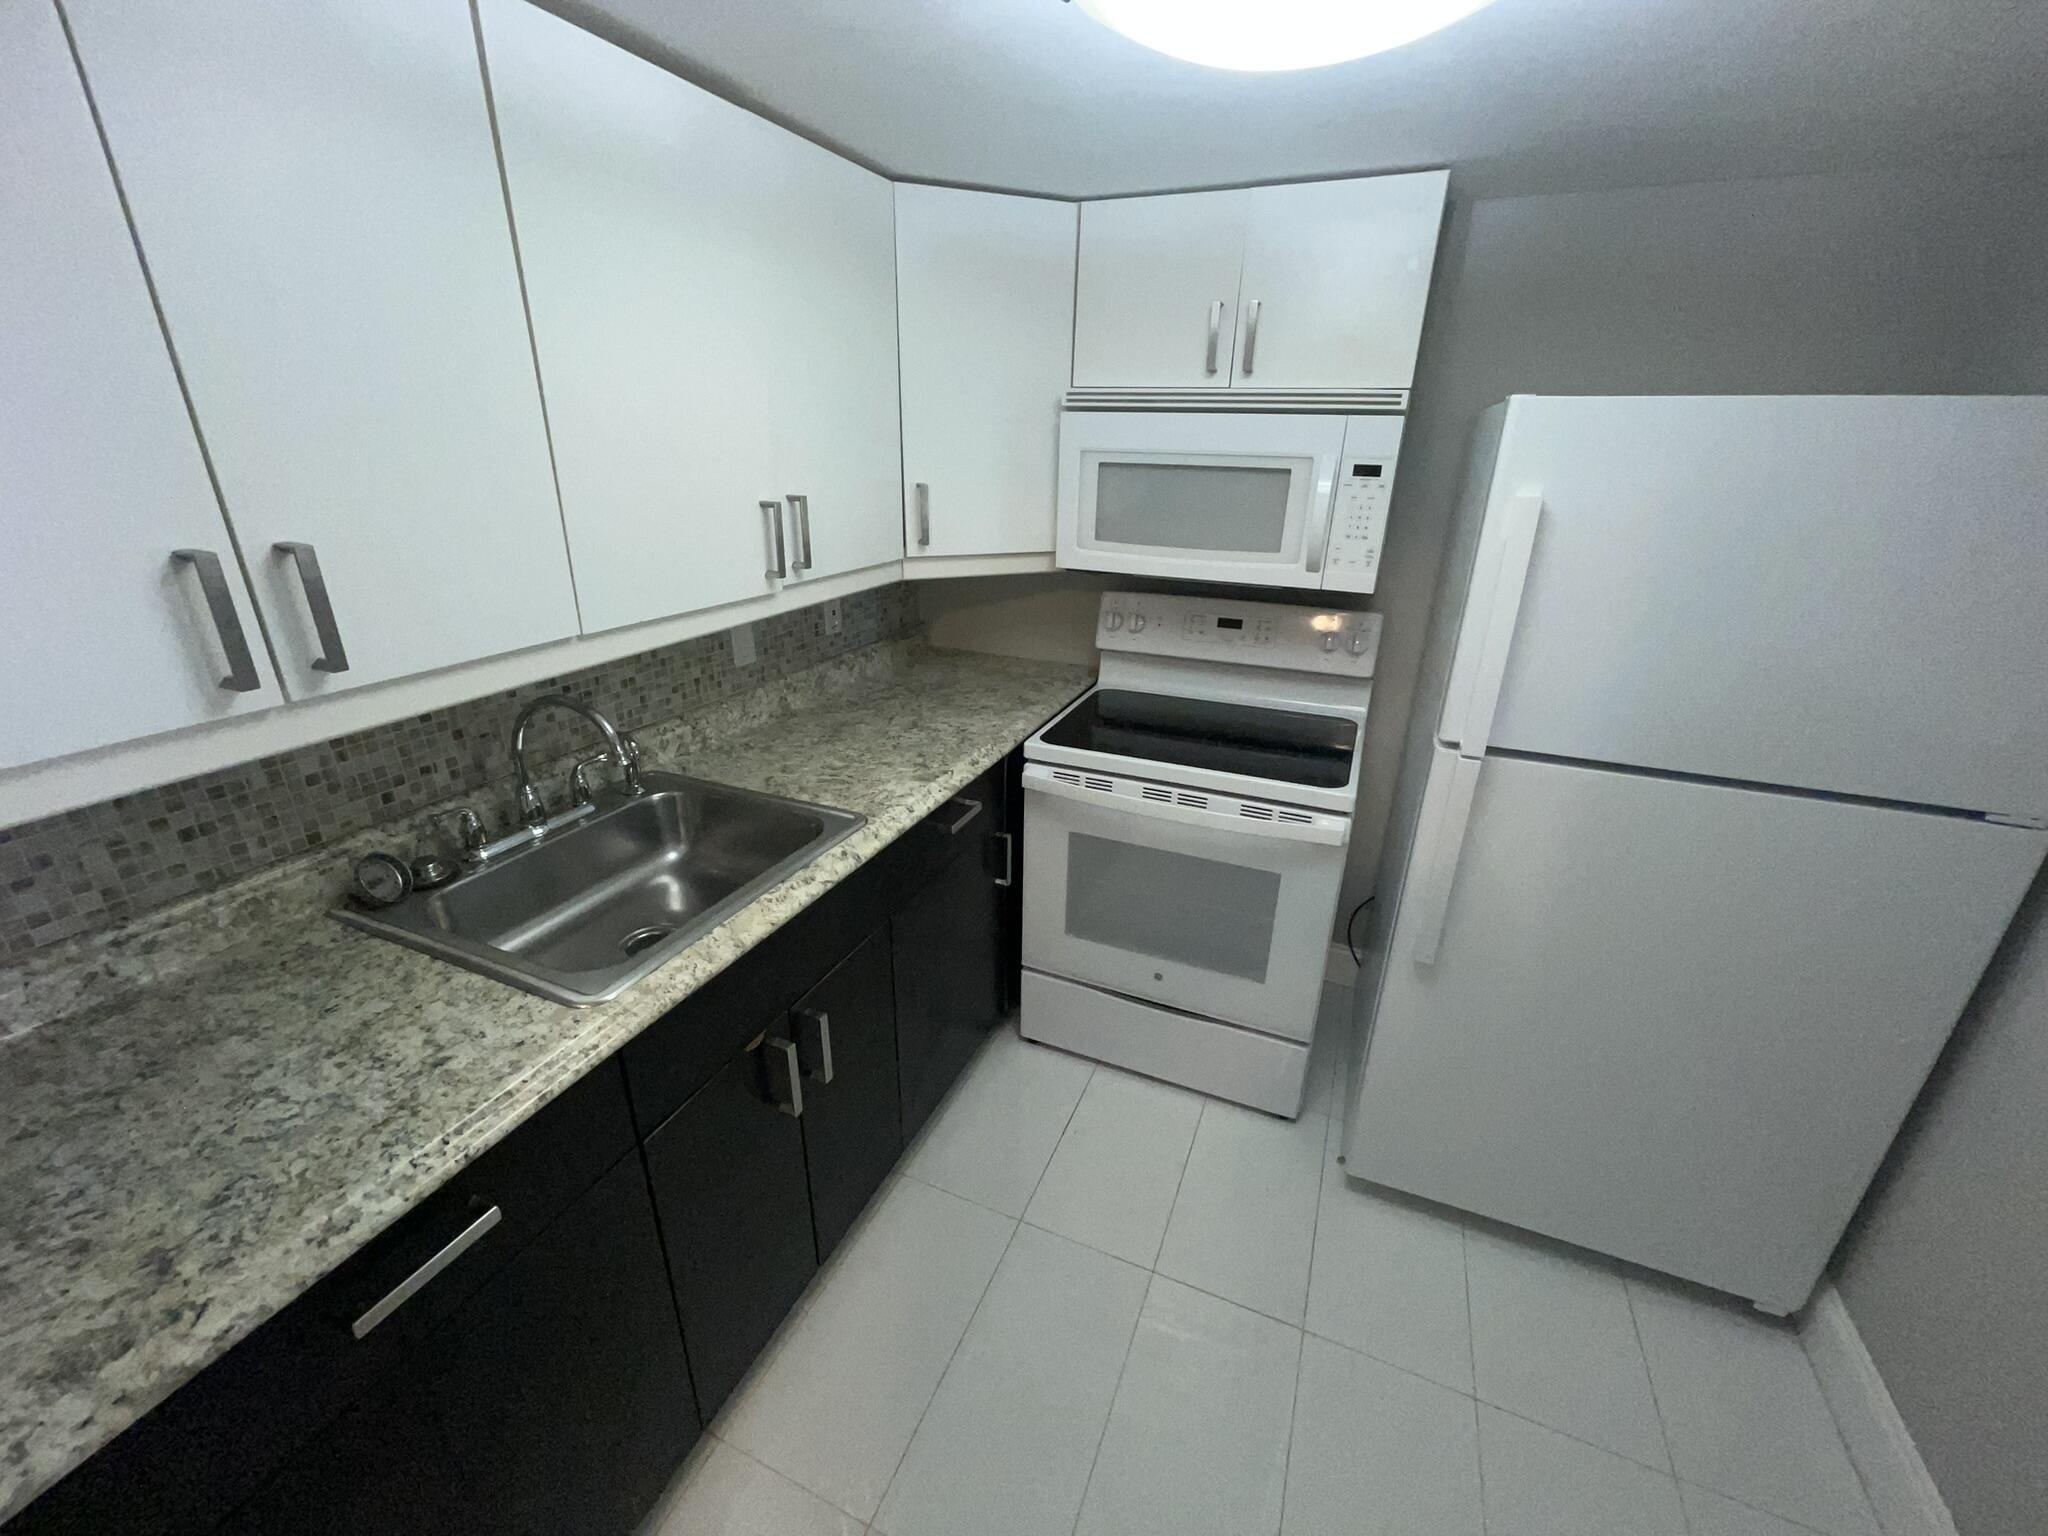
[1346,744,2046,1313]
[1440,396,2048,819]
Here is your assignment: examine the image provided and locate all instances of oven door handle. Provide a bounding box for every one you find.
[1024,765,1349,847]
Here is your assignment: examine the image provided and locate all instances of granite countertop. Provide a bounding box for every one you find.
[0,644,1089,1522]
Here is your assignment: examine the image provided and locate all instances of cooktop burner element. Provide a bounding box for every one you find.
[1036,688,1357,789]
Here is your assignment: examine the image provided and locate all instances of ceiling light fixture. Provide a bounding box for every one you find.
[1073,0,1498,72]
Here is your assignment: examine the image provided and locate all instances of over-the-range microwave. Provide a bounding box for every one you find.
[1056,407,1403,593]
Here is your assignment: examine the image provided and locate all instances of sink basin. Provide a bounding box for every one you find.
[336,772,864,1005]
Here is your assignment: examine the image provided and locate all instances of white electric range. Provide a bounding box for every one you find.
[1020,591,1380,1116]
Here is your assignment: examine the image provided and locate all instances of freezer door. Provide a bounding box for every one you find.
[1346,745,2045,1312]
[1440,395,2048,819]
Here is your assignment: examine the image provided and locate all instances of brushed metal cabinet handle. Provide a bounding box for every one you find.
[1204,300,1224,375]
[761,499,787,579]
[993,830,1015,888]
[351,1204,502,1340]
[943,796,984,835]
[914,482,931,548]
[170,548,262,692]
[1241,299,1262,376]
[764,1034,803,1117]
[272,541,350,673]
[795,1008,834,1083]
[787,494,814,571]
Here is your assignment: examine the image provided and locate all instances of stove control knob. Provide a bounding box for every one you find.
[1348,632,1369,656]
[1130,614,1148,634]
[1105,610,1124,632]
[1323,633,1339,653]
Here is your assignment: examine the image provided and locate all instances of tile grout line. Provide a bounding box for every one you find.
[1275,1325,1307,1536]
[1293,1114,1333,1334]
[1464,1221,1492,1534]
[1148,1096,1209,1270]
[1674,1477,1853,1536]
[1624,1270,1687,1491]
[1067,1268,1157,1536]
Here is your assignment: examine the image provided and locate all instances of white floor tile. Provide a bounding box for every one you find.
[1022,1067,1203,1267]
[1303,984,1350,1118]
[646,1438,866,1536]
[717,1178,1015,1521]
[1304,1162,1473,1393]
[1464,1226,1671,1471]
[1681,1480,1834,1536]
[1075,1276,1300,1536]
[1477,1405,1687,1536]
[874,1224,1149,1536]
[902,1028,1094,1216]
[1629,1278,1878,1536]
[1282,1334,1483,1536]
[1156,1105,1326,1325]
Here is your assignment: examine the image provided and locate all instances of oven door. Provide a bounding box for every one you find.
[1022,764,1348,1041]
[1056,411,1347,588]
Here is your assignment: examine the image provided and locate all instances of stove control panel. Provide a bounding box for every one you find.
[1097,592,1382,675]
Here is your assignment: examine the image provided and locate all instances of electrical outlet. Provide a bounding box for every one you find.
[730,621,757,666]
[824,599,842,635]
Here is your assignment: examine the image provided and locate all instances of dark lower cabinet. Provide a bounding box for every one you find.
[793,927,903,1260]
[646,1040,818,1418]
[893,795,1006,1140]
[219,1153,697,1536]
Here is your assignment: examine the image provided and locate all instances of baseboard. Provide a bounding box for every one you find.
[1799,1283,1958,1536]
[1324,941,1358,990]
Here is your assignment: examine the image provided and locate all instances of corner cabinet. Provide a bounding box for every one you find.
[896,186,1077,562]
[61,0,579,697]
[477,0,900,634]
[0,1,283,770]
[1072,171,1449,395]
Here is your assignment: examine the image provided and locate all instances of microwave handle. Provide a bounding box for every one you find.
[1305,461,1339,576]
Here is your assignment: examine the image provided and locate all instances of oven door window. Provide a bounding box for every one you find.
[1085,454,1302,558]
[1064,832,1282,982]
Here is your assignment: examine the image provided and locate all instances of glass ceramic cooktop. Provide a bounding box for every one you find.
[1040,689,1357,789]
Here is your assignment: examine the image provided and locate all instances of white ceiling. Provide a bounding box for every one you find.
[538,0,2048,200]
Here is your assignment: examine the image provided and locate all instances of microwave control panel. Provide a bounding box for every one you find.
[1097,592,1383,676]
[1323,458,1395,591]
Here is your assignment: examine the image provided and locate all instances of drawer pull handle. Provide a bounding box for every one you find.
[352,1204,502,1340]
[170,548,262,692]
[993,830,1015,888]
[943,797,984,835]
[273,541,350,674]
[764,1034,804,1118]
[761,500,788,580]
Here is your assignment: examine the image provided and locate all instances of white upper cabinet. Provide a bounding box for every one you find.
[1232,173,1449,391]
[478,0,785,635]
[62,0,578,697]
[896,186,1078,560]
[1072,172,1448,394]
[0,2,283,772]
[767,142,904,586]
[1073,190,1251,389]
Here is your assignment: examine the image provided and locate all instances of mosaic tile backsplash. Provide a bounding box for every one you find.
[0,585,921,963]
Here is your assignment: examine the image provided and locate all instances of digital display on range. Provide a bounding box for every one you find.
[1215,616,1244,630]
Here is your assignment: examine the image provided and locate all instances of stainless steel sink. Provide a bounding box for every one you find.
[336,772,863,1005]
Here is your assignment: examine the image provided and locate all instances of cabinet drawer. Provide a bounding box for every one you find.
[11,1062,635,1535]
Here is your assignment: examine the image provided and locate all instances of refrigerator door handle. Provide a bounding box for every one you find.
[1409,754,1484,967]
[1459,494,1544,753]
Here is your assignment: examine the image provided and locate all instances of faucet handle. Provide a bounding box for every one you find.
[429,807,488,857]
[571,752,612,806]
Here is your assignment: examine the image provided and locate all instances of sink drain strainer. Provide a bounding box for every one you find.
[620,925,674,957]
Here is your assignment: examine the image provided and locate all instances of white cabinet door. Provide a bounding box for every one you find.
[1350,746,2047,1312]
[1233,172,1447,391]
[1,2,283,771]
[1073,190,1250,389]
[63,0,578,696]
[479,0,781,635]
[768,143,904,585]
[897,186,1076,559]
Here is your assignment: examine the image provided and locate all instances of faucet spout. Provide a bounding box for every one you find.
[508,693,643,827]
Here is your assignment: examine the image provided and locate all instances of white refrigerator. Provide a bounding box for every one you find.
[1342,395,2048,1314]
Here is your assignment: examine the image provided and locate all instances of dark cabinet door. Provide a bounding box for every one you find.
[220,1153,697,1536]
[892,799,1005,1141]
[645,1040,817,1417]
[793,926,902,1260]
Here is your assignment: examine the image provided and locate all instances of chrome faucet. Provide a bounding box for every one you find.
[508,694,643,828]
